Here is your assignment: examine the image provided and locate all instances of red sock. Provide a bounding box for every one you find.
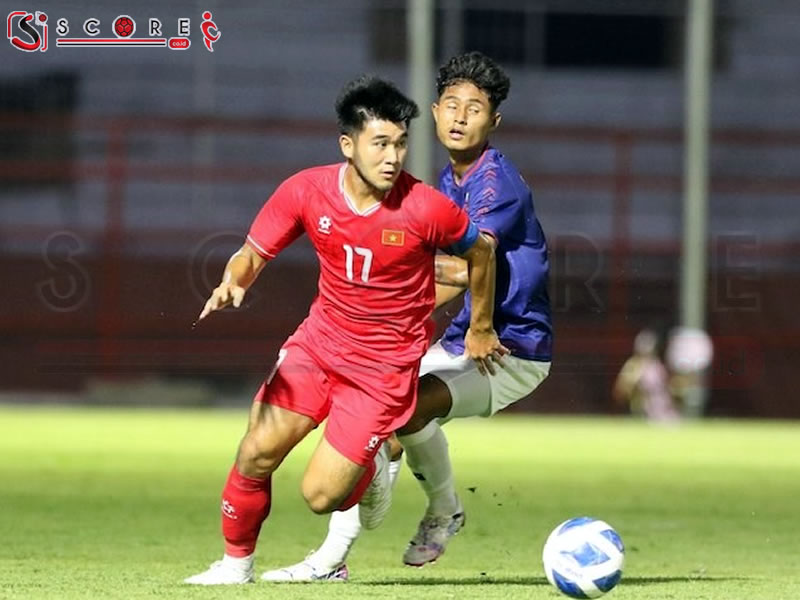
[220,465,271,557]
[338,459,375,511]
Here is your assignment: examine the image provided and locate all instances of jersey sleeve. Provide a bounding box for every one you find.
[246,176,306,259]
[469,176,524,242]
[421,187,478,253]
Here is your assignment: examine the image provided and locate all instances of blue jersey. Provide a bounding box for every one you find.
[438,146,553,361]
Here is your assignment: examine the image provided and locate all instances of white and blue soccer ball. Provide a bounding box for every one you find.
[542,517,625,599]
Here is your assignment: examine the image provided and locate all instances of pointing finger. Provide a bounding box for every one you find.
[197,300,213,322]
[232,287,245,308]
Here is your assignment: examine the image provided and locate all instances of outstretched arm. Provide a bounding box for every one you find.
[197,243,268,321]
[459,233,508,374]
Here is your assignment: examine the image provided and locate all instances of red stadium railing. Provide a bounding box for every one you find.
[1,114,798,416]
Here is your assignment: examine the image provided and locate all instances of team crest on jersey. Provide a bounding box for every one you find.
[381,229,404,246]
[318,215,332,235]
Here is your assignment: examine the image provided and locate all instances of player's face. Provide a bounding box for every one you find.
[340,119,409,193]
[432,81,500,154]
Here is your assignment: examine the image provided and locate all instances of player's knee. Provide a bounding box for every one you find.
[237,434,282,477]
[304,494,337,515]
[301,483,339,514]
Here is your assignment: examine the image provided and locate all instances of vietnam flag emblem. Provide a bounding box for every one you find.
[381,229,405,246]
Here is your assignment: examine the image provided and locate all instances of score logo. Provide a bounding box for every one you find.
[7,10,48,52]
[8,10,220,52]
[169,37,190,50]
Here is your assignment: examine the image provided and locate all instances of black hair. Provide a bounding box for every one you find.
[335,75,420,135]
[436,51,511,111]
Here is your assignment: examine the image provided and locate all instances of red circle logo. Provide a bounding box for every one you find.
[113,16,135,38]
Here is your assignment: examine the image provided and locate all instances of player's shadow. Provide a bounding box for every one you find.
[362,575,750,587]
[361,575,549,586]
[623,576,751,585]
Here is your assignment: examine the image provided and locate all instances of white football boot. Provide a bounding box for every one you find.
[261,551,349,582]
[184,554,254,585]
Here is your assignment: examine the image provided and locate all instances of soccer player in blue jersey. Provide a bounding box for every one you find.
[262,51,552,581]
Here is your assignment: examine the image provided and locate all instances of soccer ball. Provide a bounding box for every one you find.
[542,517,625,598]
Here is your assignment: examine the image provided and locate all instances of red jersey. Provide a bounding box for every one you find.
[246,163,476,365]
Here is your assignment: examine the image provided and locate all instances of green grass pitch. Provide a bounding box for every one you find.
[1,405,798,599]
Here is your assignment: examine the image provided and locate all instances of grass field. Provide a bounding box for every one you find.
[1,405,798,599]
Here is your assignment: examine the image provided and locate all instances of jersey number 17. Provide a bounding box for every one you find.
[343,244,373,282]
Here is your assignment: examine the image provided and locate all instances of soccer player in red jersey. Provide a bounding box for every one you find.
[185,76,506,585]
[263,52,553,583]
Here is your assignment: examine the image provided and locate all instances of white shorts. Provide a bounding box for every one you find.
[420,341,551,423]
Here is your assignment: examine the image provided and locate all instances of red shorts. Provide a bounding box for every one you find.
[253,325,420,466]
